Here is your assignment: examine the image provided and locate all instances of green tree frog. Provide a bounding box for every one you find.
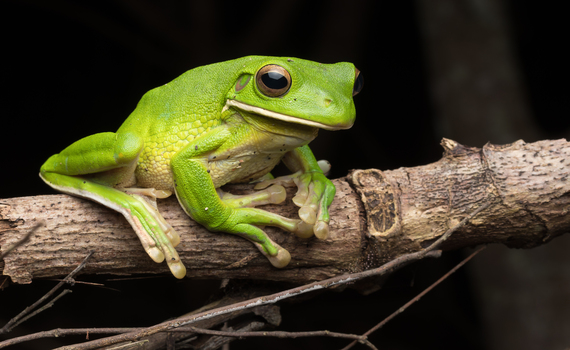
[40,56,362,278]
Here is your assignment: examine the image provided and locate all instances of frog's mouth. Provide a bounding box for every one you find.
[223,100,351,131]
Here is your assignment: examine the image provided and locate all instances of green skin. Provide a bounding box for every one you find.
[40,56,360,278]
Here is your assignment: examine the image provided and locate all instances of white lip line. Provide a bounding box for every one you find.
[224,99,349,131]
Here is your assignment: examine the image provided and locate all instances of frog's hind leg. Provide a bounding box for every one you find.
[40,131,186,278]
[219,207,315,267]
[40,172,186,278]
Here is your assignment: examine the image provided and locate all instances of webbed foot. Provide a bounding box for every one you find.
[253,169,334,240]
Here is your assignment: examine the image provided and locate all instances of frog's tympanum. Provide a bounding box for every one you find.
[41,56,363,278]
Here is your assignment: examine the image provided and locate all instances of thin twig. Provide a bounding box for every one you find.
[0,277,9,290]
[10,290,73,331]
[0,325,376,350]
[185,327,378,350]
[55,253,443,350]
[52,200,492,350]
[43,279,121,292]
[195,321,264,350]
[0,221,44,260]
[0,328,143,348]
[340,245,487,350]
[0,251,94,335]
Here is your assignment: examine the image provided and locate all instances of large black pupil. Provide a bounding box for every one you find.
[262,71,287,90]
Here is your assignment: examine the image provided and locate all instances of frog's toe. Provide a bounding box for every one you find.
[147,247,165,263]
[165,227,181,247]
[130,215,166,263]
[265,185,287,204]
[161,245,187,278]
[253,172,300,190]
[294,220,314,239]
[256,244,290,268]
[299,206,317,225]
[253,239,291,268]
[268,248,291,268]
[314,220,329,240]
[127,194,184,277]
[253,181,268,190]
[167,260,187,279]
[317,159,331,175]
[292,192,308,207]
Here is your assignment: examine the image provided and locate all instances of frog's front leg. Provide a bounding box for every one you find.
[254,145,336,240]
[40,132,186,278]
[171,128,312,268]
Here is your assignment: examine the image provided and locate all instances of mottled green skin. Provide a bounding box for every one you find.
[40,56,359,278]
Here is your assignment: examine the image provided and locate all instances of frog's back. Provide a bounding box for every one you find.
[120,59,248,190]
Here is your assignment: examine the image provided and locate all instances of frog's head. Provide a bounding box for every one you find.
[224,56,362,130]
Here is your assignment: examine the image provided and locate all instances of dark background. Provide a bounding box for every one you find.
[1,1,569,349]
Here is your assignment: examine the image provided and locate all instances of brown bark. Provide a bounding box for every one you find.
[2,139,569,285]
[1,178,364,284]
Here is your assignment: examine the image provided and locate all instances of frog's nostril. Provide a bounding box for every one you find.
[353,68,363,96]
[324,98,332,107]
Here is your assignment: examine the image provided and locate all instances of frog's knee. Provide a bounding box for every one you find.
[114,132,144,164]
[40,154,60,174]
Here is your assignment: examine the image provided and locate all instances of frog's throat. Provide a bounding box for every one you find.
[223,100,349,131]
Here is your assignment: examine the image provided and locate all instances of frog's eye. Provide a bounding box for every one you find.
[256,65,291,97]
[353,68,363,97]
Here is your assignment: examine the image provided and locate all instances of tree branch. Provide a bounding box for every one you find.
[1,139,569,285]
[0,198,491,349]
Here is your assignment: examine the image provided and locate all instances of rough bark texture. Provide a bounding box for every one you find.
[355,138,570,262]
[2,139,569,285]
[0,181,363,284]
